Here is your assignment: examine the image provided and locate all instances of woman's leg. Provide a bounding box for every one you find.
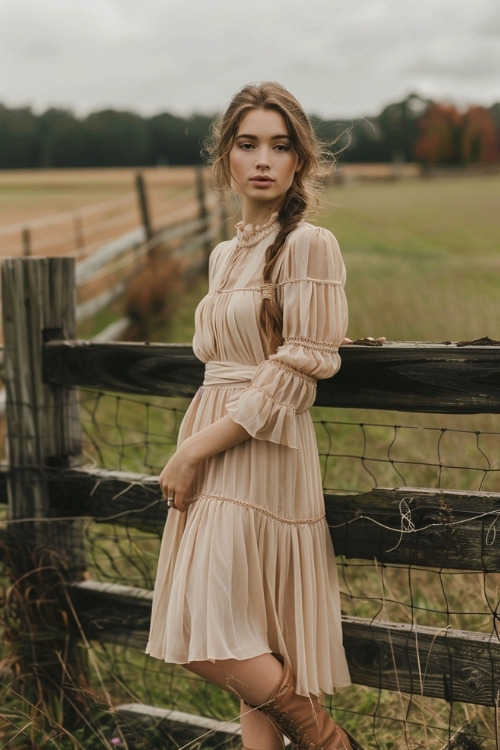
[239,700,285,750]
[184,654,360,750]
[184,654,285,749]
[184,652,284,705]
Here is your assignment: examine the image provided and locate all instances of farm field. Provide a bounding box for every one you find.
[0,166,197,223]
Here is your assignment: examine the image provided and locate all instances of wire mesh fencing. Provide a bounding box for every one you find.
[55,387,500,748]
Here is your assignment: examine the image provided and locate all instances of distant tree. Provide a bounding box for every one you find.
[147,112,191,166]
[80,110,150,167]
[345,118,392,163]
[147,112,212,165]
[490,103,500,145]
[0,105,38,168]
[415,102,500,166]
[36,108,85,167]
[461,106,500,164]
[378,93,430,162]
[186,114,214,163]
[0,96,498,169]
[414,103,462,165]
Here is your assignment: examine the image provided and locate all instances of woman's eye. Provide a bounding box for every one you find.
[239,142,254,150]
[274,144,290,152]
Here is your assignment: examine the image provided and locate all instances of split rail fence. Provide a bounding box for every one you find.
[1,257,500,747]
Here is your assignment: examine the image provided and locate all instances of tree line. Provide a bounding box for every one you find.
[1,93,499,169]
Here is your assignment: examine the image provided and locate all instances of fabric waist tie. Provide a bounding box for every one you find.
[203,360,258,387]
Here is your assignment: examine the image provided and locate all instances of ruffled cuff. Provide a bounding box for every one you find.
[225,361,316,448]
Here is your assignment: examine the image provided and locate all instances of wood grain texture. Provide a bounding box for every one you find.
[44,340,500,413]
[46,469,500,571]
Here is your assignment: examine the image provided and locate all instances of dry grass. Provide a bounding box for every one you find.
[0,167,197,222]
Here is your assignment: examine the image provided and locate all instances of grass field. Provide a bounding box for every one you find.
[322,173,500,343]
[1,168,500,748]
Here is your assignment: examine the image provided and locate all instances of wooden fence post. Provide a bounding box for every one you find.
[135,171,153,241]
[217,194,229,243]
[22,225,31,256]
[1,256,88,726]
[195,166,212,272]
[72,212,85,250]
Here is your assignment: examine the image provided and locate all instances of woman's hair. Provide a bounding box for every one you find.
[207,81,330,355]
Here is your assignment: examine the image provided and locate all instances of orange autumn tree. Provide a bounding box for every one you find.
[415,102,500,166]
[414,103,462,165]
[461,106,500,164]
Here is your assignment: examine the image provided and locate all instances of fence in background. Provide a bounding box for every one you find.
[0,169,225,422]
[0,169,218,259]
[1,256,500,748]
[75,170,224,342]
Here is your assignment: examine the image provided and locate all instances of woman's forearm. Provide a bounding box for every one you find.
[181,414,251,463]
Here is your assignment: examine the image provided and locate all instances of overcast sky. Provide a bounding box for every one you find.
[1,0,499,121]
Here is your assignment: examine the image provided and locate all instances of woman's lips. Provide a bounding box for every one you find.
[250,176,274,185]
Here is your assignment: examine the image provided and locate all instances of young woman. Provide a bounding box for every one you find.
[146,82,364,750]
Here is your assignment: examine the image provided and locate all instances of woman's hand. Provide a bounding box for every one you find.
[159,444,199,513]
[159,414,251,513]
[342,336,386,345]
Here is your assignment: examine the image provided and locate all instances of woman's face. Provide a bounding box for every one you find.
[228,108,300,212]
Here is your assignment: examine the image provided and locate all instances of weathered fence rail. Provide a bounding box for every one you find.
[43,338,500,412]
[2,256,500,745]
[0,192,139,258]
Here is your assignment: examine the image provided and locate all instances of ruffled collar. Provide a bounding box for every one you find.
[235,212,279,248]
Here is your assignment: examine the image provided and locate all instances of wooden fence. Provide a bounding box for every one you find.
[0,168,216,260]
[2,257,500,746]
[0,168,225,421]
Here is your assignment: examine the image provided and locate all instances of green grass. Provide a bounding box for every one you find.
[322,174,500,342]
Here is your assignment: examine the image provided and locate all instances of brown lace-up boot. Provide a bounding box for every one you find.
[258,662,365,750]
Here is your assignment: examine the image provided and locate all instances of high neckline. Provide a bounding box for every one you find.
[235,212,279,248]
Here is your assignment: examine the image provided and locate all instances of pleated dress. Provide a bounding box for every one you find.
[146,215,352,697]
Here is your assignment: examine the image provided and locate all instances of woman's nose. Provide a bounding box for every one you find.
[255,149,270,168]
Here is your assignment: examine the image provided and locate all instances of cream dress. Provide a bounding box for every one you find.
[146,215,351,697]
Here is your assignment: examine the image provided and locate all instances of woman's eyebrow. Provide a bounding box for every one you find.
[235,133,291,140]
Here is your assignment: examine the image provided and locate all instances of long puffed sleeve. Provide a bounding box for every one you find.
[225,225,348,447]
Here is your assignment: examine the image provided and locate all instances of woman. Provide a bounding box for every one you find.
[146,82,364,750]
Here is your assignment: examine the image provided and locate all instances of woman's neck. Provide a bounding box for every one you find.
[238,198,283,228]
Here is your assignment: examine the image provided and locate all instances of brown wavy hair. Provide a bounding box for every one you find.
[207,81,330,355]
